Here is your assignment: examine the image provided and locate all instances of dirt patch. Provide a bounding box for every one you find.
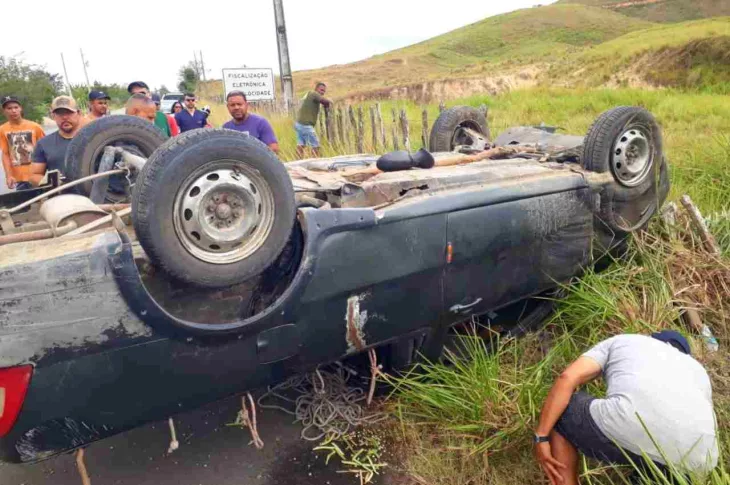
[342,66,544,104]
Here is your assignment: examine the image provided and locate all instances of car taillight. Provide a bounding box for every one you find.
[0,365,33,437]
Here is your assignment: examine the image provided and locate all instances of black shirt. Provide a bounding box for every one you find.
[32,132,72,176]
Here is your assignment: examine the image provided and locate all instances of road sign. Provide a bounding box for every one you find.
[222,68,275,101]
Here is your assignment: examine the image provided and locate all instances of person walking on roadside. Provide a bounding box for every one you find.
[30,96,83,185]
[0,96,45,190]
[150,94,173,137]
[295,82,331,159]
[127,81,172,137]
[223,91,279,153]
[85,90,110,122]
[174,93,209,133]
[535,331,718,485]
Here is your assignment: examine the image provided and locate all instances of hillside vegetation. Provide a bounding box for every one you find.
[558,0,730,23]
[290,4,653,99]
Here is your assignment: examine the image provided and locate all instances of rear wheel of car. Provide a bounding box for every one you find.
[65,115,166,202]
[582,106,665,234]
[132,129,295,288]
[429,106,490,152]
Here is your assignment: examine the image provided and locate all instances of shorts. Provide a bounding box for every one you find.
[295,122,320,148]
[555,391,669,475]
[15,181,32,191]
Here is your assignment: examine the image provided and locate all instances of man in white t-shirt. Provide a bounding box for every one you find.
[534,331,718,485]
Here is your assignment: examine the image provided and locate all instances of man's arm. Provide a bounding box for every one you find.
[259,118,279,154]
[29,140,48,187]
[0,134,15,188]
[536,357,603,436]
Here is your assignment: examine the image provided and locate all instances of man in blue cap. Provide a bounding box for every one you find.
[535,331,718,485]
[85,90,110,122]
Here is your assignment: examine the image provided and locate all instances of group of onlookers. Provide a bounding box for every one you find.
[1,80,331,190]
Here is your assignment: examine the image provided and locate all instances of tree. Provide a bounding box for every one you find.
[0,57,62,123]
[158,85,171,96]
[177,61,200,93]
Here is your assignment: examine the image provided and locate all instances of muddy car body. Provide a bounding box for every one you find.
[0,106,668,463]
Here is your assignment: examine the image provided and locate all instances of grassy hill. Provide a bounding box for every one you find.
[557,0,730,23]
[290,4,653,99]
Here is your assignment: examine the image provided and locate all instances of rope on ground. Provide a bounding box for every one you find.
[258,364,387,442]
[167,417,179,454]
[75,448,91,485]
[234,392,265,449]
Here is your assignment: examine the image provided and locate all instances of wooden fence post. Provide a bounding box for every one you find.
[400,109,411,152]
[336,108,345,151]
[421,109,429,150]
[356,106,365,153]
[324,106,333,145]
[318,109,325,136]
[439,101,445,113]
[348,106,357,152]
[391,108,400,151]
[369,106,378,152]
[376,103,386,150]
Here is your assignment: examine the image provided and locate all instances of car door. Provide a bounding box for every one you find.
[444,187,594,320]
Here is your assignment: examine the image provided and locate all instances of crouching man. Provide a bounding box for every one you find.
[535,331,718,484]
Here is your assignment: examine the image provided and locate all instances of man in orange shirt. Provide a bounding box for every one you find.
[0,96,45,190]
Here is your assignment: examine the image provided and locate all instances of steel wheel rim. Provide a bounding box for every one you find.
[172,160,275,264]
[612,126,653,187]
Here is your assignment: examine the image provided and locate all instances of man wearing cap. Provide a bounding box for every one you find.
[535,331,717,485]
[86,90,110,122]
[0,96,45,190]
[127,81,171,138]
[29,96,83,186]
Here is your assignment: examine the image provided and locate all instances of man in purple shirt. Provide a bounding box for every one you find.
[222,91,279,153]
[174,93,210,133]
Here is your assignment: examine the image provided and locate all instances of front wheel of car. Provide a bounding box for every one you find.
[132,130,295,288]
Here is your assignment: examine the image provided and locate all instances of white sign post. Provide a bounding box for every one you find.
[222,68,275,101]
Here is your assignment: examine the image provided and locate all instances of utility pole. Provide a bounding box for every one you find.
[199,50,207,82]
[193,50,201,79]
[79,48,91,93]
[273,0,294,114]
[60,53,72,94]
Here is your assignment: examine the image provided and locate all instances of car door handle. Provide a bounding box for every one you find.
[449,298,483,314]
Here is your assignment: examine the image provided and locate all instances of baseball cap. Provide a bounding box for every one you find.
[651,330,691,355]
[51,96,79,113]
[89,90,111,101]
[151,93,161,103]
[1,95,20,108]
[127,81,150,93]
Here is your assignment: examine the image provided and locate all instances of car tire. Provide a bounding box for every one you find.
[429,106,489,152]
[582,107,664,234]
[132,129,295,288]
[65,115,167,201]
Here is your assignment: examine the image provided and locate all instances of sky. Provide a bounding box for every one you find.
[2,0,556,91]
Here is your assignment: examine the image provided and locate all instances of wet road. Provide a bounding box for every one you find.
[0,393,390,485]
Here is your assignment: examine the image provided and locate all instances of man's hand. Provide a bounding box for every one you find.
[535,441,567,485]
[6,175,16,189]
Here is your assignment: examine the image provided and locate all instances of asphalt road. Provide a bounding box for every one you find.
[0,393,390,485]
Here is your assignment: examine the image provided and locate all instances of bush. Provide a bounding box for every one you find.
[0,57,62,123]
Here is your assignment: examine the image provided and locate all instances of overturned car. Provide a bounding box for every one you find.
[0,106,668,462]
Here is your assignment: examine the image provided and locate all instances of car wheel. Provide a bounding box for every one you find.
[582,107,664,234]
[65,115,167,202]
[132,129,295,288]
[429,106,490,152]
